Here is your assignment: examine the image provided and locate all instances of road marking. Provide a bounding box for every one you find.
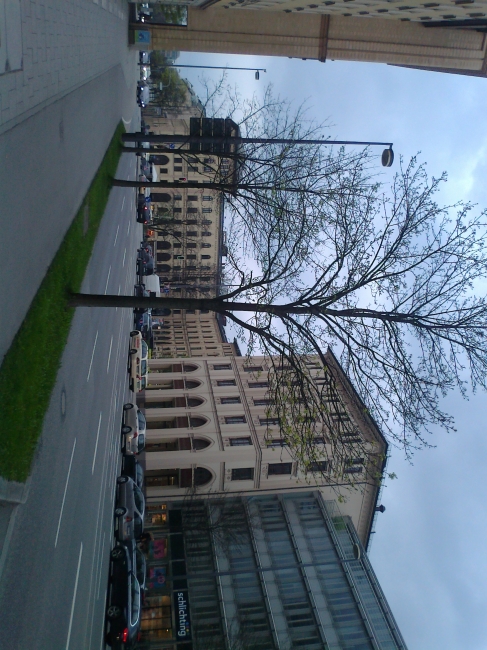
[127,220,131,235]
[66,542,83,650]
[113,224,120,246]
[55,438,77,547]
[92,412,103,475]
[121,196,125,210]
[86,330,98,382]
[122,116,132,126]
[118,284,121,295]
[107,335,113,374]
[122,248,126,267]
[104,266,111,295]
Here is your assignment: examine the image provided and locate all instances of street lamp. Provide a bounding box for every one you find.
[141,62,267,79]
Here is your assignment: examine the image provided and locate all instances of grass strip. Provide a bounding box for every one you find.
[0,122,125,482]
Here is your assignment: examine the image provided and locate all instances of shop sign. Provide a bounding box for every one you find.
[173,590,191,640]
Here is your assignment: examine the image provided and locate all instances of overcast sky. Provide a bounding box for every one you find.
[176,51,487,649]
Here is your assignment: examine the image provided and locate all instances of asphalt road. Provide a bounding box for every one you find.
[0,146,143,649]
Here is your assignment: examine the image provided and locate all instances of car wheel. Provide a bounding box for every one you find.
[110,547,125,561]
[117,475,129,484]
[105,633,113,647]
[130,330,138,336]
[121,425,132,434]
[114,507,127,517]
[123,403,134,411]
[106,605,122,620]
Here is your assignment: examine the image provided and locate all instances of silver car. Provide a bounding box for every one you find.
[114,476,145,542]
[122,403,146,456]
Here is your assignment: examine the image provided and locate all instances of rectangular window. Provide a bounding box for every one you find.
[203,166,212,172]
[214,364,231,370]
[253,399,272,406]
[160,168,168,174]
[268,463,292,476]
[202,208,212,213]
[217,380,236,387]
[244,366,263,373]
[225,416,246,424]
[248,382,269,388]
[173,194,182,200]
[174,158,182,164]
[173,166,182,172]
[189,166,198,172]
[231,468,254,481]
[344,466,363,474]
[187,207,198,213]
[309,461,328,472]
[221,397,241,404]
[267,439,287,448]
[203,196,213,201]
[188,195,198,201]
[201,231,212,237]
[173,207,182,213]
[187,231,197,237]
[230,437,252,446]
[260,417,280,426]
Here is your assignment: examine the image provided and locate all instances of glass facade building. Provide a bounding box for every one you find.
[138,492,407,650]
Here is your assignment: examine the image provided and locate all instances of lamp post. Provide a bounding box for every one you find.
[141,62,266,80]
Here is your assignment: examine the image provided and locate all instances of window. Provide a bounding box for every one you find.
[230,437,252,446]
[217,380,236,387]
[344,466,363,474]
[214,364,231,370]
[231,468,254,481]
[187,207,198,213]
[187,254,196,260]
[267,439,287,448]
[201,243,211,248]
[201,255,211,260]
[225,416,246,424]
[174,166,182,172]
[186,242,197,249]
[174,194,182,200]
[202,208,212,213]
[248,382,269,388]
[159,168,168,174]
[253,398,272,406]
[221,397,241,404]
[188,195,198,201]
[203,195,213,201]
[260,417,280,426]
[189,166,198,172]
[268,463,292,475]
[244,366,263,372]
[174,158,182,164]
[309,461,328,472]
[187,231,197,237]
[201,231,212,237]
[173,207,182,213]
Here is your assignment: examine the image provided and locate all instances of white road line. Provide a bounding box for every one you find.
[92,412,103,475]
[121,196,125,210]
[122,248,126,267]
[118,284,121,295]
[86,331,98,382]
[55,438,77,547]
[107,335,113,374]
[104,267,111,295]
[113,224,120,246]
[66,542,83,650]
[127,219,131,235]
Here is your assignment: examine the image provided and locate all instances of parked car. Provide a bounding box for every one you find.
[136,200,151,225]
[106,548,142,649]
[122,455,145,489]
[136,245,154,275]
[137,82,150,108]
[114,475,145,542]
[134,310,153,340]
[127,331,149,392]
[121,403,147,456]
[139,51,150,65]
[133,284,150,314]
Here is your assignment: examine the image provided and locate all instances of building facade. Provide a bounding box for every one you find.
[138,491,406,649]
[136,4,487,77]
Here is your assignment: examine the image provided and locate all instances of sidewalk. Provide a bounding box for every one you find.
[0,0,132,136]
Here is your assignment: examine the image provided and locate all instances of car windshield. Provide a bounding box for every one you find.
[135,548,146,585]
[140,377,147,390]
[137,433,146,452]
[130,575,141,625]
[141,341,148,358]
[134,485,145,512]
[136,464,144,486]
[137,410,146,429]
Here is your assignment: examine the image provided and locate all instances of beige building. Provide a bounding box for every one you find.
[139,350,387,546]
[138,6,487,77]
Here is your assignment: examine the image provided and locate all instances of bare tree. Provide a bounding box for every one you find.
[72,153,487,467]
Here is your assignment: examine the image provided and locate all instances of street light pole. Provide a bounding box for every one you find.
[140,62,267,79]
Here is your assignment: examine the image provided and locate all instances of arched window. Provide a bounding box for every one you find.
[185,380,200,389]
[159,241,171,250]
[194,467,212,486]
[158,264,171,273]
[187,397,204,408]
[151,155,170,166]
[190,417,206,428]
[150,193,172,203]
[192,438,211,450]
[183,364,198,372]
[201,255,211,260]
[201,243,211,249]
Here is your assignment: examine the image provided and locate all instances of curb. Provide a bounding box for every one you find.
[0,475,31,504]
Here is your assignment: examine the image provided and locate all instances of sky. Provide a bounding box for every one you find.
[175,51,487,650]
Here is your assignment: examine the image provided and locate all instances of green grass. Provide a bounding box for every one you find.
[0,122,125,482]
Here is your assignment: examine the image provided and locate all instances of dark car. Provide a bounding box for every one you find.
[134,310,152,338]
[137,248,154,275]
[136,201,151,225]
[122,455,145,489]
[106,541,145,648]
[137,82,150,108]
[139,51,150,64]
[133,284,150,315]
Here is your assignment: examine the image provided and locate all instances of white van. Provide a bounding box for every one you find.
[142,274,160,297]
